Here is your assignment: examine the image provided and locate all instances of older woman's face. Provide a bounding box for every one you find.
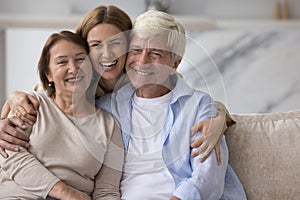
[46,40,92,97]
[87,23,128,81]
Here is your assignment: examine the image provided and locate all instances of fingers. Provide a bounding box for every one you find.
[0,139,20,152]
[191,120,210,137]
[214,136,222,165]
[0,101,10,119]
[199,145,213,163]
[191,115,225,163]
[13,105,37,125]
[8,92,38,125]
[0,130,29,149]
[27,94,40,110]
[0,117,30,148]
[214,144,221,165]
[191,134,204,148]
[0,146,9,158]
[8,116,28,131]
[191,141,207,158]
[191,122,203,137]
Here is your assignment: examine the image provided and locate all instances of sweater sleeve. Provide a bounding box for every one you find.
[92,119,124,200]
[1,122,60,199]
[215,101,235,127]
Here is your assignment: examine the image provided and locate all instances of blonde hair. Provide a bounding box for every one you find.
[132,11,186,60]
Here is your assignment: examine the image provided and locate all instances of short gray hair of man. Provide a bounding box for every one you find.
[131,10,186,61]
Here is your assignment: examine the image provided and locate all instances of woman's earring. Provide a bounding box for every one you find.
[48,82,52,87]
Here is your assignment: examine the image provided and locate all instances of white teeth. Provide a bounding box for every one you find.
[100,60,117,68]
[135,69,153,76]
[66,76,83,82]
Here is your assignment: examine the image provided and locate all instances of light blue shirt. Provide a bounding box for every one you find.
[96,74,246,200]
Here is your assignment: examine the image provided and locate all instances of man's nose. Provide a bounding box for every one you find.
[136,50,149,65]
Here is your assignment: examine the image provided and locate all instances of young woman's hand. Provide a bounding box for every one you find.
[190,110,227,165]
[0,116,29,158]
[1,91,39,125]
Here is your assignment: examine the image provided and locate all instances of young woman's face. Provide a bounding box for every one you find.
[46,40,92,97]
[87,23,128,81]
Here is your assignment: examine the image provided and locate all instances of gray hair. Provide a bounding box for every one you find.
[132,10,186,61]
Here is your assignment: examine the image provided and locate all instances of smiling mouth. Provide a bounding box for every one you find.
[65,76,84,83]
[134,69,154,76]
[100,60,118,68]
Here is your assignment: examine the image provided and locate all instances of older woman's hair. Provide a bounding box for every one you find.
[132,10,186,60]
[38,30,90,97]
[76,5,132,41]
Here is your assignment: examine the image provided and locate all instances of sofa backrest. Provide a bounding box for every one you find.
[226,109,300,200]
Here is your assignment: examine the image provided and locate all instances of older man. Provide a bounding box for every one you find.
[98,10,246,200]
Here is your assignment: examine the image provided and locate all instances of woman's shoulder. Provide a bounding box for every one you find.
[95,109,121,132]
[29,91,50,103]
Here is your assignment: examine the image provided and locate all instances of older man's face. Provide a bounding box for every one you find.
[126,34,178,90]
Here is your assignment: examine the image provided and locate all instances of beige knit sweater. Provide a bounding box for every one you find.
[0,91,124,199]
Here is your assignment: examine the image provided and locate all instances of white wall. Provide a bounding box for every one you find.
[0,30,5,109]
[5,28,60,100]
[0,0,300,19]
[1,0,300,110]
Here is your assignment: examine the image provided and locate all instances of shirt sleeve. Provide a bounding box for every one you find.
[1,122,60,199]
[173,94,228,200]
[174,135,228,200]
[92,119,124,200]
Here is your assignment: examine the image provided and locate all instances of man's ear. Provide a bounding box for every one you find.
[172,58,182,70]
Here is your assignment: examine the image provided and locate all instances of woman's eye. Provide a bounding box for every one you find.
[56,60,67,65]
[90,43,102,49]
[110,42,121,47]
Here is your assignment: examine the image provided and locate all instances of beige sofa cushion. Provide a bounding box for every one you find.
[226,109,300,200]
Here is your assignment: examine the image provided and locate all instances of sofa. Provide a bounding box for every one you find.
[225,109,300,200]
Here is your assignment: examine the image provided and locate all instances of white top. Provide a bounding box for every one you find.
[121,92,175,200]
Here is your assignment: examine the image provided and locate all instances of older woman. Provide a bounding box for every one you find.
[0,31,123,199]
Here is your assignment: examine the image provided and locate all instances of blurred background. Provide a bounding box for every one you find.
[1,0,300,114]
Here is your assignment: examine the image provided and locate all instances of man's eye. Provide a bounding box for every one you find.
[130,49,141,54]
[150,52,162,58]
